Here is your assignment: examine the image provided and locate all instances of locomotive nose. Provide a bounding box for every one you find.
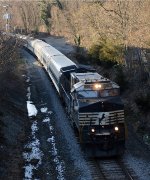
[78,97,124,113]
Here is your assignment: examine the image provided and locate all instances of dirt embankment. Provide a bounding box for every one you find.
[0,60,28,179]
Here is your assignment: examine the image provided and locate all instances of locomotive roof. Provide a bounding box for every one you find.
[72,72,109,82]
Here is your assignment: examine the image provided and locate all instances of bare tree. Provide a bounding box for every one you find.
[17,1,41,34]
[0,33,22,72]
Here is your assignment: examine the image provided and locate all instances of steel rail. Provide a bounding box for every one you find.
[116,158,137,180]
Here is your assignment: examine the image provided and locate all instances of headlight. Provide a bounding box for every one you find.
[114,126,119,132]
[94,83,102,89]
[91,128,95,133]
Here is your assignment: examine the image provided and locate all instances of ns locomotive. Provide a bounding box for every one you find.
[24,37,126,157]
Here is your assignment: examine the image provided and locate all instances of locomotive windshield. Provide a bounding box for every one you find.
[77,90,98,98]
[100,88,119,97]
[77,88,119,99]
[73,81,120,99]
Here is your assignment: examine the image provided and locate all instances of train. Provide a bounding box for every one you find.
[21,35,126,157]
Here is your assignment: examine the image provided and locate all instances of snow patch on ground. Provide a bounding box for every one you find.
[27,101,38,117]
[42,117,50,123]
[40,107,48,113]
[47,134,65,180]
[41,106,65,180]
[48,111,53,114]
[23,120,43,179]
[31,121,38,133]
[23,121,42,163]
[24,164,34,179]
[23,77,43,180]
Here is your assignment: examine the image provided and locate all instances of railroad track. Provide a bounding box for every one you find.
[87,157,138,180]
[87,158,106,180]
